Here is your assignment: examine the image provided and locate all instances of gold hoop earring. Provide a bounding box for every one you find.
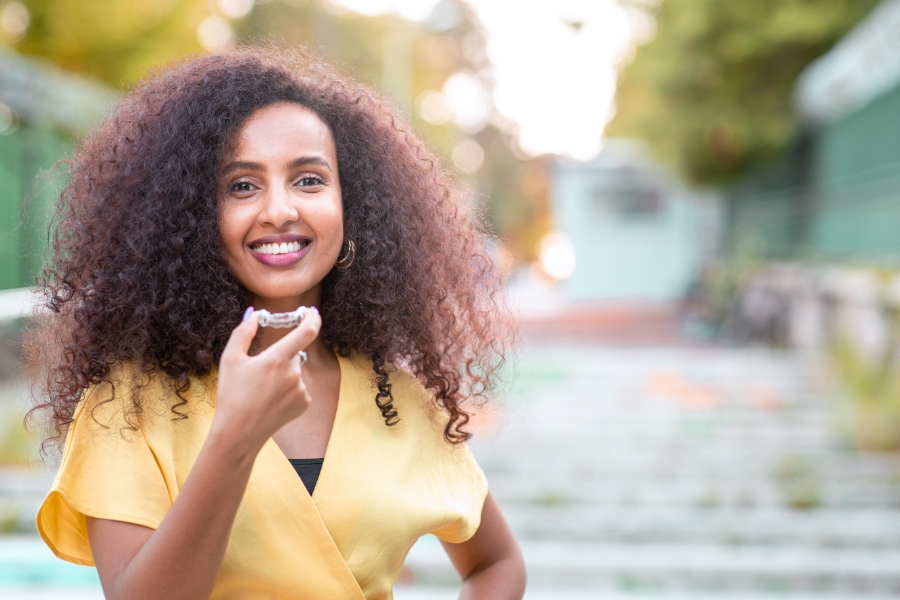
[335,239,355,269]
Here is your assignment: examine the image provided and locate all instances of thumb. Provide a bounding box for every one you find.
[222,307,259,359]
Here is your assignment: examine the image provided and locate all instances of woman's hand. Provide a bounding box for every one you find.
[211,307,321,459]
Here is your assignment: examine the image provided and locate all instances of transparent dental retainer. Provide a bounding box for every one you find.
[255,306,308,328]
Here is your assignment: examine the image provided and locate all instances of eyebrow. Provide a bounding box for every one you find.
[221,155,333,176]
[288,156,332,172]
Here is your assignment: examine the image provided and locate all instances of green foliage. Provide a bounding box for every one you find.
[830,335,900,452]
[16,0,207,88]
[772,454,822,510]
[608,0,881,184]
[0,504,37,533]
[0,409,35,466]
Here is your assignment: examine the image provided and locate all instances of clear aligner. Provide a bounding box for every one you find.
[255,306,309,328]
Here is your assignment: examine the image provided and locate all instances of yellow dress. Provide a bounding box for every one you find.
[37,353,488,600]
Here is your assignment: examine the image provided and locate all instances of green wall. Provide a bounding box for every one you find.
[816,84,900,185]
[0,126,68,290]
[727,81,900,261]
[810,83,900,258]
[726,140,810,259]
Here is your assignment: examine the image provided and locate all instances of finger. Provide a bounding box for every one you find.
[297,376,311,407]
[222,308,259,359]
[267,309,322,359]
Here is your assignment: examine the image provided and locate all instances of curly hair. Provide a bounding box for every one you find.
[25,46,514,450]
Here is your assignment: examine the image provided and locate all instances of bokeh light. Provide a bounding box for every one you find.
[197,16,235,50]
[451,139,485,174]
[538,231,576,280]
[217,0,255,19]
[415,90,452,125]
[338,0,440,20]
[0,1,29,38]
[442,70,490,133]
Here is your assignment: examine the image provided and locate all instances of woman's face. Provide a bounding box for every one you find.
[219,102,344,312]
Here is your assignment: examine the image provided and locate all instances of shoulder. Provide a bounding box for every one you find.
[341,353,458,445]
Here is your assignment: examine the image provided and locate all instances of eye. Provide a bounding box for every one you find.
[297,175,325,188]
[230,180,257,193]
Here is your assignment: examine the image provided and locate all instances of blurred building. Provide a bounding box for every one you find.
[553,139,722,302]
[715,0,900,352]
[0,50,113,292]
[729,0,900,260]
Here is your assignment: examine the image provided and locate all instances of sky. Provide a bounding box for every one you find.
[334,0,645,161]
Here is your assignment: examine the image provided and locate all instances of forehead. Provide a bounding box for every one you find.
[232,102,336,160]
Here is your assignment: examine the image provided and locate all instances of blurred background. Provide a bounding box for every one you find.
[2,0,900,598]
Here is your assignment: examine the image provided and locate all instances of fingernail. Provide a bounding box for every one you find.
[242,306,254,322]
[310,305,319,315]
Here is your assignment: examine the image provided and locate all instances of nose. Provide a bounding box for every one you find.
[257,183,299,228]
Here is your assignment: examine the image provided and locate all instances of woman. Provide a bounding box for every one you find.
[27,47,524,599]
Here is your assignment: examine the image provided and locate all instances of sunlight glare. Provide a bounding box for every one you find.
[336,0,637,160]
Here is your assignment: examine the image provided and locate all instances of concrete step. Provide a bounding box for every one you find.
[0,590,103,600]
[3,535,900,599]
[499,505,900,547]
[403,536,900,594]
[394,587,900,600]
[485,479,900,510]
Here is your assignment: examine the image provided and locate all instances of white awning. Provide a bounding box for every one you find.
[0,50,115,133]
[794,0,900,125]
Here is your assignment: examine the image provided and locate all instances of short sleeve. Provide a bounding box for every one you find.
[427,441,489,544]
[37,383,173,566]
[375,361,491,546]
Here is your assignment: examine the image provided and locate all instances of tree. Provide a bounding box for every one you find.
[607,0,881,184]
[15,0,207,88]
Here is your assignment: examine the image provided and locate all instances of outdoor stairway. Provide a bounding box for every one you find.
[3,342,900,598]
[401,344,900,597]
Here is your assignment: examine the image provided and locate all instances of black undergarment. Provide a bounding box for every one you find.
[288,458,324,495]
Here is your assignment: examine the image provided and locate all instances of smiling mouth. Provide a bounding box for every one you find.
[250,240,310,255]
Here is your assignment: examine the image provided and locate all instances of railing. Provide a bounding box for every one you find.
[0,287,34,322]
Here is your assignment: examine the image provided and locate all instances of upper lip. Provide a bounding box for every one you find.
[247,233,312,248]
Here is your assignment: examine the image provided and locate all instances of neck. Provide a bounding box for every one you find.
[249,290,332,367]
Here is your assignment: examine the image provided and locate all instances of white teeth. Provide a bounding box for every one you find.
[253,240,307,255]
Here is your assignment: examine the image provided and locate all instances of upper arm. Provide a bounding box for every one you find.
[86,517,155,597]
[439,492,524,581]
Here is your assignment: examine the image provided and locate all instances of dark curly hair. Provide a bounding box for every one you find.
[25,46,514,450]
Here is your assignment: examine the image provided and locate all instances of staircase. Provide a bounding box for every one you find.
[400,343,900,598]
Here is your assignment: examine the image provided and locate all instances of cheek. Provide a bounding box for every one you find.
[316,199,345,253]
[217,204,249,260]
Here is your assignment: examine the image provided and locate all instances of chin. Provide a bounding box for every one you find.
[249,279,319,304]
